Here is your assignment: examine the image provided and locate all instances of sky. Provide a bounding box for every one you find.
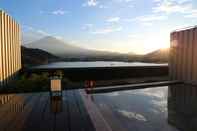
[1,0,197,54]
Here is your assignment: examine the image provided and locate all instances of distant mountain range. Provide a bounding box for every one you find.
[22,36,169,66]
[24,36,126,60]
[143,49,169,63]
[21,46,59,67]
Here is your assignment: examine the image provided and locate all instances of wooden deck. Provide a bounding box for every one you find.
[0,90,98,131]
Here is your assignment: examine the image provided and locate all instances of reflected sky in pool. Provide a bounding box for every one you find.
[92,86,179,131]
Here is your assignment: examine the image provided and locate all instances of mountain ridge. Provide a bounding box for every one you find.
[23,36,169,63]
[24,36,129,60]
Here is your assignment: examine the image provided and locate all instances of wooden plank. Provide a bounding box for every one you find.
[91,93,128,131]
[74,90,96,131]
[7,15,11,79]
[0,94,14,107]
[176,32,181,80]
[186,29,193,81]
[174,32,178,80]
[4,93,38,131]
[13,21,17,72]
[80,90,112,131]
[169,32,173,80]
[192,28,197,81]
[0,93,30,130]
[2,12,6,83]
[170,32,176,80]
[66,90,87,131]
[182,30,188,81]
[176,31,184,81]
[39,93,54,131]
[53,91,69,131]
[179,31,184,81]
[4,13,8,81]
[0,11,3,85]
[87,81,181,94]
[22,93,49,131]
[10,16,13,76]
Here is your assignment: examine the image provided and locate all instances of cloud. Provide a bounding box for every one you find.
[128,14,167,26]
[52,10,69,15]
[36,30,49,36]
[124,0,133,2]
[91,26,122,34]
[99,5,108,9]
[82,0,98,7]
[183,9,197,18]
[152,0,197,19]
[40,9,69,15]
[117,110,147,121]
[81,24,93,30]
[113,0,133,3]
[106,17,120,23]
[22,26,50,44]
[124,14,167,24]
[128,34,141,39]
[141,22,154,26]
[153,0,192,14]
[134,15,167,22]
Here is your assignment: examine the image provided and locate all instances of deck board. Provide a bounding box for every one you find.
[67,90,87,131]
[0,94,31,131]
[74,91,96,131]
[54,92,69,131]
[23,93,48,131]
[0,90,98,131]
[6,94,40,131]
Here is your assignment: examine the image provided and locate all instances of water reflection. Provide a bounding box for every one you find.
[50,96,63,113]
[168,84,197,131]
[93,86,178,131]
[0,94,26,113]
[0,94,13,105]
[92,84,197,131]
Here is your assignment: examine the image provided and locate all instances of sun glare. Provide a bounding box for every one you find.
[143,35,170,53]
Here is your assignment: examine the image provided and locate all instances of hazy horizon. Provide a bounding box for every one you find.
[1,0,197,54]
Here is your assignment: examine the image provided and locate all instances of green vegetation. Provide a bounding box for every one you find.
[0,71,77,93]
[0,73,50,93]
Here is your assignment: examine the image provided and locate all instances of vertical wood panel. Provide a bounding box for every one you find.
[179,31,184,81]
[0,10,22,86]
[171,32,178,80]
[171,27,197,84]
[2,13,7,83]
[7,15,11,79]
[10,17,14,76]
[185,29,193,82]
[1,12,5,83]
[184,30,189,81]
[182,31,187,81]
[19,25,21,69]
[189,29,194,82]
[16,24,19,71]
[177,32,181,80]
[13,21,16,73]
[0,11,3,85]
[193,28,197,81]
[174,32,177,80]
[169,33,173,80]
[3,13,7,81]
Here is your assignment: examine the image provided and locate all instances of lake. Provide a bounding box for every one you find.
[35,61,168,69]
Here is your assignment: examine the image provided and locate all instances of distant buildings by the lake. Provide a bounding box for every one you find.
[0,10,22,87]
